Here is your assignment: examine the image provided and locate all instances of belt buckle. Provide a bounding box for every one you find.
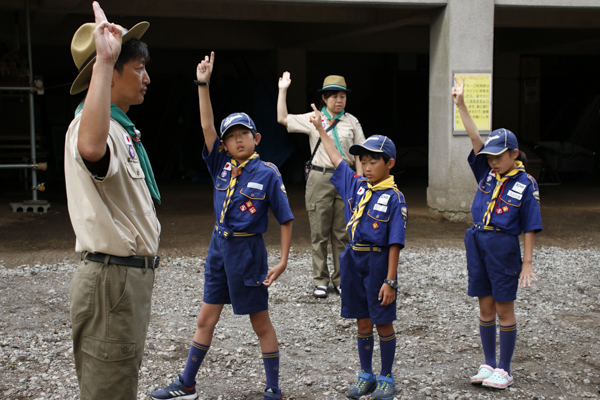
[152,255,160,268]
[217,227,232,239]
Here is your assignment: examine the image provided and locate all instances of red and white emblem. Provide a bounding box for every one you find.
[239,204,248,213]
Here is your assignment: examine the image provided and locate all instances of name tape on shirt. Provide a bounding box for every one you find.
[512,182,527,194]
[247,182,264,190]
[507,190,522,200]
[373,204,388,213]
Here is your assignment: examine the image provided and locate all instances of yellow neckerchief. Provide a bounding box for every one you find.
[346,175,396,241]
[482,160,525,226]
[219,153,259,224]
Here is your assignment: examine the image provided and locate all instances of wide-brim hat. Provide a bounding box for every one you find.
[220,112,257,137]
[317,75,351,93]
[70,21,149,95]
[478,128,519,156]
[350,135,396,160]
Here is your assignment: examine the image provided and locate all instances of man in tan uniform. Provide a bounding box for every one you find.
[64,3,160,399]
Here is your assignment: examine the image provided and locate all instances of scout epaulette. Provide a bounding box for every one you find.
[263,161,281,176]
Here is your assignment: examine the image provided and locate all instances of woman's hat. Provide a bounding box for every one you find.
[478,128,519,156]
[350,135,396,160]
[70,21,149,95]
[317,75,351,93]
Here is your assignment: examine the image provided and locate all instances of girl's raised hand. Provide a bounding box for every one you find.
[279,71,292,90]
[196,52,215,82]
[309,103,322,129]
[452,75,465,106]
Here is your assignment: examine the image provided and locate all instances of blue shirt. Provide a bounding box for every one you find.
[331,161,407,248]
[469,150,542,236]
[203,137,294,233]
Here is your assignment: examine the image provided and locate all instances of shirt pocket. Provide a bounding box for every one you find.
[500,195,522,209]
[125,161,145,180]
[478,178,493,194]
[240,186,266,201]
[362,209,390,244]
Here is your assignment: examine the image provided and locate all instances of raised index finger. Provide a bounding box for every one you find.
[311,103,319,113]
[92,1,108,24]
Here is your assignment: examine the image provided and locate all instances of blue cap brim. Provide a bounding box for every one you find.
[478,146,509,156]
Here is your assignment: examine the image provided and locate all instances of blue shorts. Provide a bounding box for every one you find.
[464,226,522,302]
[339,246,396,325]
[203,230,269,315]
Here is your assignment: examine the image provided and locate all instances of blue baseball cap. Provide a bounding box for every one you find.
[478,128,518,156]
[219,112,257,137]
[349,135,396,160]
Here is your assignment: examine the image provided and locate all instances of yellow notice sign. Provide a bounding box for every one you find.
[453,73,492,132]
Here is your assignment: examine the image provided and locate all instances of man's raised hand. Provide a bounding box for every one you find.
[92,1,122,66]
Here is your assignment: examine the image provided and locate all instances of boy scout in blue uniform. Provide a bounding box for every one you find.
[308,105,406,400]
[453,77,542,390]
[152,52,293,400]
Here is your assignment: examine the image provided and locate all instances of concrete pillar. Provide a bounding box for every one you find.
[276,48,307,114]
[427,0,495,220]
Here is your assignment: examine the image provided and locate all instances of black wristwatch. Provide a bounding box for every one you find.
[193,80,210,86]
[384,279,398,289]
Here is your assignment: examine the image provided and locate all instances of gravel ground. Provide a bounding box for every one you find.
[1,246,599,400]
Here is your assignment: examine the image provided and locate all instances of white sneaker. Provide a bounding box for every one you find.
[470,364,495,384]
[482,368,514,389]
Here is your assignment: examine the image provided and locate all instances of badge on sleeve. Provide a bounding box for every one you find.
[533,190,540,203]
[280,184,287,195]
[401,206,408,220]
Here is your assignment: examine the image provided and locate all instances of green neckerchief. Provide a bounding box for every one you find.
[75,100,161,204]
[321,107,345,156]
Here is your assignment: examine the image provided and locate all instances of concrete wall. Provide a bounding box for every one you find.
[427,0,495,219]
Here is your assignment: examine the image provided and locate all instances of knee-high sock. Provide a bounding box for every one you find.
[357,331,374,375]
[262,350,280,391]
[498,323,517,375]
[379,332,396,377]
[181,341,210,387]
[479,318,497,368]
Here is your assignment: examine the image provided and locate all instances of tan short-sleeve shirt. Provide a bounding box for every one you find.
[287,111,365,169]
[64,113,161,256]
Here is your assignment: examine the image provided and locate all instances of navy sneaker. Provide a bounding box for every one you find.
[263,387,282,399]
[151,374,197,400]
[346,371,376,399]
[372,374,395,400]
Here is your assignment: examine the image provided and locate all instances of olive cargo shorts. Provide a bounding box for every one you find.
[69,255,154,400]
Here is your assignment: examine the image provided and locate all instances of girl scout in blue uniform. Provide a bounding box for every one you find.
[152,52,293,400]
[453,77,542,390]
[309,105,406,400]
